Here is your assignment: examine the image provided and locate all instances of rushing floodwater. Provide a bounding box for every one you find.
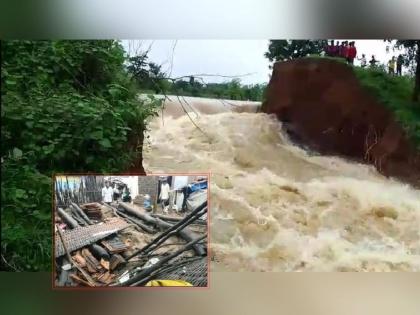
[143,96,420,272]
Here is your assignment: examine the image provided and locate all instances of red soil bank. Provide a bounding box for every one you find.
[263,58,420,186]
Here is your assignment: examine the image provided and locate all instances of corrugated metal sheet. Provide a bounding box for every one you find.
[55,218,131,257]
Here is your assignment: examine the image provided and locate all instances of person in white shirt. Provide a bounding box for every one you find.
[159,179,171,213]
[358,54,367,68]
[102,181,113,205]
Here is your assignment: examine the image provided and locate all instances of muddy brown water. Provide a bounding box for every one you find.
[143,96,420,272]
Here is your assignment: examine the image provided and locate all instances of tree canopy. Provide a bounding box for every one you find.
[264,40,327,63]
[126,54,266,102]
[392,40,420,102]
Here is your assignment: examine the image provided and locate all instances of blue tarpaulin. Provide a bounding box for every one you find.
[188,181,207,194]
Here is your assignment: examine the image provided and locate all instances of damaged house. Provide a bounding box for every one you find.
[54,175,208,287]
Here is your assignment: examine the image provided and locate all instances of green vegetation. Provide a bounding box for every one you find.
[391,40,420,102]
[265,40,327,63]
[353,66,420,148]
[163,79,266,101]
[265,40,419,150]
[1,40,161,271]
[135,76,266,102]
[126,50,266,101]
[267,39,419,103]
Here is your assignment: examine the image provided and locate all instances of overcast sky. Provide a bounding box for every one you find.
[121,40,405,84]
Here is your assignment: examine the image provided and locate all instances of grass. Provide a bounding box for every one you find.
[353,66,420,149]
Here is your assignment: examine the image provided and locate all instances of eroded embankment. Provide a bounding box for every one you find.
[262,58,420,187]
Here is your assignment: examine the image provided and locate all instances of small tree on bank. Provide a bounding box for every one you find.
[393,40,420,103]
[264,40,327,64]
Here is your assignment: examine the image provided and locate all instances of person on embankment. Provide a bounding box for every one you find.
[396,55,404,76]
[369,55,378,68]
[358,54,367,68]
[388,56,396,75]
[325,40,336,57]
[347,41,357,65]
[334,41,340,57]
[339,41,349,59]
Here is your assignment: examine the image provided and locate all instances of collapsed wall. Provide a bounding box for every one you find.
[262,58,420,186]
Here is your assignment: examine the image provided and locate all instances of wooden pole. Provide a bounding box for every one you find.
[55,224,97,287]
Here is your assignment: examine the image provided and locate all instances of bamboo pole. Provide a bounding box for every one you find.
[120,201,207,258]
[124,235,207,286]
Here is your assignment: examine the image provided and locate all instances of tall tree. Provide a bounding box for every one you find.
[393,40,420,103]
[127,53,166,93]
[264,40,327,63]
[127,52,150,82]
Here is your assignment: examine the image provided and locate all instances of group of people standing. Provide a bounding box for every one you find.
[101,180,131,205]
[158,177,207,213]
[387,55,404,76]
[101,177,207,212]
[325,40,357,64]
[325,40,405,75]
[360,54,404,75]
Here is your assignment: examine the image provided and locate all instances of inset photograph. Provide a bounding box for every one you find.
[53,174,208,288]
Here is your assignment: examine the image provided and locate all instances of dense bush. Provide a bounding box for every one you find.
[1,40,161,271]
[354,66,420,148]
[1,158,51,271]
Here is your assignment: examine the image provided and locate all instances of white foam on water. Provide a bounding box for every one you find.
[143,97,420,271]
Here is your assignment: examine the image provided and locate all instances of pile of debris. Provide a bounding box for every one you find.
[55,200,208,287]
[80,203,103,220]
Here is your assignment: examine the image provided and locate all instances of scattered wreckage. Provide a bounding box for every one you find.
[54,200,208,287]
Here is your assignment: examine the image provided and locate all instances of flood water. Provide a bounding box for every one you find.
[143,96,420,272]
